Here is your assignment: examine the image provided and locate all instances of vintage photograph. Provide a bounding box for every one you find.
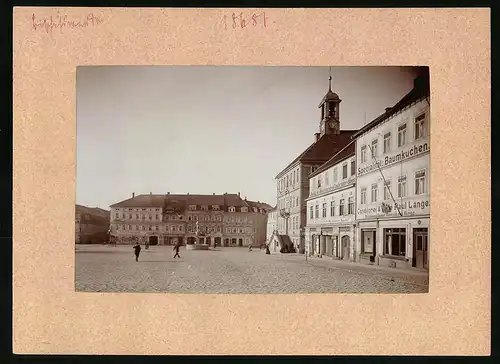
[75,66,430,293]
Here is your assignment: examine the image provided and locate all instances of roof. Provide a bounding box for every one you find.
[351,72,430,140]
[318,89,341,107]
[245,200,274,211]
[276,130,357,178]
[110,193,263,210]
[309,140,356,178]
[76,204,110,218]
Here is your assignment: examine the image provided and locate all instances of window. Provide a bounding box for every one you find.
[415,113,426,140]
[179,225,183,231]
[342,163,348,179]
[361,188,367,205]
[293,170,296,184]
[384,180,392,200]
[212,205,220,210]
[371,139,378,158]
[351,160,356,176]
[398,176,407,198]
[330,201,335,216]
[136,214,139,219]
[317,176,322,188]
[325,171,329,186]
[314,205,319,219]
[371,184,378,203]
[398,123,407,147]
[229,207,235,212]
[384,228,406,256]
[148,226,152,231]
[201,205,208,211]
[129,214,132,219]
[155,225,159,231]
[115,213,119,218]
[122,214,126,219]
[333,168,338,182]
[241,207,248,212]
[384,132,391,153]
[189,205,196,211]
[309,206,313,219]
[217,215,222,221]
[348,197,354,214]
[415,170,426,195]
[172,226,176,232]
[155,214,159,220]
[361,146,367,163]
[322,203,327,218]
[339,199,345,215]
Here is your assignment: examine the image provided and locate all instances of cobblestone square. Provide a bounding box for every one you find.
[75,245,429,293]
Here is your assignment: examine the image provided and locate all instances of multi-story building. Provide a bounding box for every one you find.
[352,72,430,270]
[265,206,279,252]
[109,192,272,247]
[305,141,357,259]
[274,77,356,253]
[75,205,110,244]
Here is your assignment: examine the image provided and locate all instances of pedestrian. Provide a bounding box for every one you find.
[133,242,141,262]
[173,242,181,259]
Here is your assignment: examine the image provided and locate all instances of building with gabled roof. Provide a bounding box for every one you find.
[75,204,110,244]
[109,192,272,247]
[271,74,358,253]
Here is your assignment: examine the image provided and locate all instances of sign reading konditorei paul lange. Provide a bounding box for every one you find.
[357,142,429,177]
[357,199,430,219]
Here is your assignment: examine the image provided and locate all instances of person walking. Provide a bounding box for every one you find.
[133,242,141,262]
[173,242,181,259]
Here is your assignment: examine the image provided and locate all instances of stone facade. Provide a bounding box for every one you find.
[109,192,272,247]
[75,205,110,244]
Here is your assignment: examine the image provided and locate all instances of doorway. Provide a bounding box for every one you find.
[238,238,243,247]
[413,228,429,269]
[148,236,158,246]
[341,235,350,260]
[231,238,237,246]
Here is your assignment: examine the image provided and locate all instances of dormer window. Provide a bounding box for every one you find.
[228,206,235,212]
[189,205,196,211]
[201,205,208,211]
[212,205,220,211]
[241,207,248,212]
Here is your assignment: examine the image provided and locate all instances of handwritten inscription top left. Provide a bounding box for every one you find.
[31,13,104,34]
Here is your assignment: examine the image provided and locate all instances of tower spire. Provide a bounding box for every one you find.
[328,66,332,91]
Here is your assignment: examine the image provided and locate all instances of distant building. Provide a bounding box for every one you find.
[305,141,357,260]
[75,205,110,244]
[109,192,272,247]
[352,72,430,270]
[274,76,356,253]
[265,206,279,252]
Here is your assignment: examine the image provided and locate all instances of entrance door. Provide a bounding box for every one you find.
[238,238,243,247]
[149,236,158,245]
[413,228,429,269]
[342,235,350,260]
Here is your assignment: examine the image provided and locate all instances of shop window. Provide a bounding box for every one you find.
[383,228,406,256]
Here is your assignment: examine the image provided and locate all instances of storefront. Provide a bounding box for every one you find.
[356,217,429,270]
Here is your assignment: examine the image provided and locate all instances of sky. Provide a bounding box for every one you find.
[76,66,419,209]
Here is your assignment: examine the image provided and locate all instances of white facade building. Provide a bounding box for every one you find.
[353,74,430,270]
[305,142,357,260]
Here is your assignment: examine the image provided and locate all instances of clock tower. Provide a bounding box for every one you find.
[318,69,341,137]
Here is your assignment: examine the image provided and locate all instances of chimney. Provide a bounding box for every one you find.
[244,196,247,201]
[132,192,135,198]
[150,192,152,195]
[167,192,170,195]
[213,193,215,195]
[187,193,189,195]
[238,192,240,197]
[314,132,320,142]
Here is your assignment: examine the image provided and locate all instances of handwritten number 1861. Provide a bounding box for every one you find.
[221,12,268,30]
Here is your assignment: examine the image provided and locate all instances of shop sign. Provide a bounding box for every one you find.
[358,199,430,219]
[357,142,429,177]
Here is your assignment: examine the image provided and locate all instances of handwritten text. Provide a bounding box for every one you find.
[220,12,268,30]
[32,13,104,34]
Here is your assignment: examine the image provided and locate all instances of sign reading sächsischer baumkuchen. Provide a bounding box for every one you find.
[357,142,429,177]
